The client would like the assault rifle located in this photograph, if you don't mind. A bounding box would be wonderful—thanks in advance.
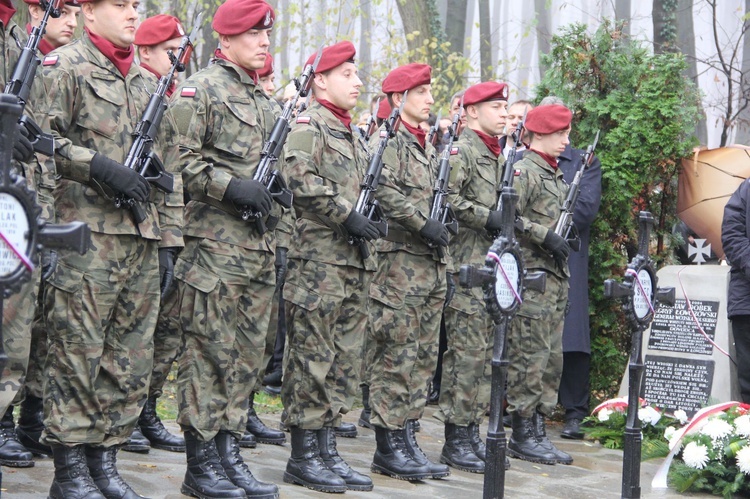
[240,48,323,232]
[426,110,441,147]
[553,130,600,251]
[490,109,527,239]
[349,93,407,258]
[427,108,460,257]
[116,12,202,224]
[5,0,63,156]
[361,98,380,139]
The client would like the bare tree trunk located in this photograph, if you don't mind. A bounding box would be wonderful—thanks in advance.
[534,0,551,77]
[478,0,492,80]
[395,0,439,56]
[616,0,631,38]
[359,0,373,95]
[676,0,708,144]
[517,0,533,93]
[445,0,468,53]
[278,0,289,81]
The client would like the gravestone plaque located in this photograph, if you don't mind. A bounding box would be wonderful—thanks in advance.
[619,265,735,417]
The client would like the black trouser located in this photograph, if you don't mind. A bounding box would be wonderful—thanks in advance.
[732,316,750,403]
[558,351,590,421]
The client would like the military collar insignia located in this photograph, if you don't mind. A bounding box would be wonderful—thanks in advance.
[43,55,59,66]
[296,116,311,124]
[180,86,197,98]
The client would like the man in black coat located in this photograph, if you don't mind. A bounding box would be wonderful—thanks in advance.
[722,179,750,403]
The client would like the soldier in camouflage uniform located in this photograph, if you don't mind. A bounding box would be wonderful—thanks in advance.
[507,103,573,465]
[0,0,64,469]
[437,81,510,474]
[279,41,377,494]
[364,63,452,482]
[31,0,184,497]
[167,1,281,497]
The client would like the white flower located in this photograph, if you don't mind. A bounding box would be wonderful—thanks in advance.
[735,415,750,438]
[673,409,689,425]
[700,418,733,442]
[664,426,676,441]
[597,408,613,422]
[737,445,750,475]
[682,441,710,469]
[638,406,661,426]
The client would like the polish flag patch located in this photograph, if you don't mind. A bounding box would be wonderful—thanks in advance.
[450,146,459,155]
[180,87,197,98]
[296,116,311,124]
[42,55,58,66]
[379,130,387,138]
[514,169,521,176]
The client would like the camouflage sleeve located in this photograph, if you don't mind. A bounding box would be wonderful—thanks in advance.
[448,149,491,231]
[283,124,353,225]
[170,85,233,202]
[155,108,184,248]
[42,67,96,183]
[376,138,428,232]
[22,78,56,222]
[514,164,548,246]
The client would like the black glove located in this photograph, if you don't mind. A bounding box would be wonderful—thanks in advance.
[485,210,503,232]
[343,210,380,241]
[225,177,273,216]
[41,249,58,281]
[275,246,288,287]
[90,152,151,202]
[159,247,178,300]
[543,229,571,265]
[13,123,34,163]
[445,271,456,308]
[420,218,450,247]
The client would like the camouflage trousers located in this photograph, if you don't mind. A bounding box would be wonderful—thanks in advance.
[282,259,370,429]
[365,251,446,430]
[24,283,49,401]
[438,281,493,425]
[147,283,183,399]
[506,271,568,418]
[174,238,275,441]
[0,268,40,415]
[43,233,159,446]
[253,278,284,394]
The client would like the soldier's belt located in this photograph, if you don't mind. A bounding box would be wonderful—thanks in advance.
[383,228,415,244]
[298,212,348,239]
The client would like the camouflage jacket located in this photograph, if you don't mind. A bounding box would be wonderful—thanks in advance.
[447,127,503,266]
[514,150,569,278]
[170,58,287,253]
[370,125,449,264]
[282,102,376,270]
[36,33,184,246]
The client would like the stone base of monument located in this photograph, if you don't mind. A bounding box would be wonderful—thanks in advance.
[618,264,738,416]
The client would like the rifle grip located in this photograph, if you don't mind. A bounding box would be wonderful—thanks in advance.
[131,201,147,225]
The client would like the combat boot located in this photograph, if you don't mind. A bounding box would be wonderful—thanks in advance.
[0,406,33,467]
[440,424,485,473]
[357,385,372,429]
[181,430,245,499]
[48,444,105,499]
[467,422,486,461]
[85,445,146,499]
[214,431,279,498]
[532,411,573,465]
[284,427,346,493]
[507,412,557,465]
[121,426,150,454]
[317,427,373,491]
[238,431,257,449]
[138,396,185,452]
[403,420,450,478]
[16,394,52,456]
[371,425,431,481]
[333,421,357,438]
[246,395,285,445]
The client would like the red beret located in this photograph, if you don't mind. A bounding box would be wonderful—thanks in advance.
[257,52,274,78]
[305,41,356,74]
[463,82,509,106]
[376,99,391,120]
[382,63,431,94]
[524,104,572,134]
[135,15,184,47]
[213,0,274,36]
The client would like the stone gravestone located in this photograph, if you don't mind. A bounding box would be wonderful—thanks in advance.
[618,265,737,416]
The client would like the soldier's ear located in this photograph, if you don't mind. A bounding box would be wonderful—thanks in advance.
[313,72,326,91]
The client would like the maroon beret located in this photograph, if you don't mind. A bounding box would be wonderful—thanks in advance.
[135,15,184,47]
[213,0,274,36]
[381,63,431,94]
[257,52,274,78]
[524,104,572,134]
[376,99,391,120]
[463,82,509,107]
[305,41,356,74]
